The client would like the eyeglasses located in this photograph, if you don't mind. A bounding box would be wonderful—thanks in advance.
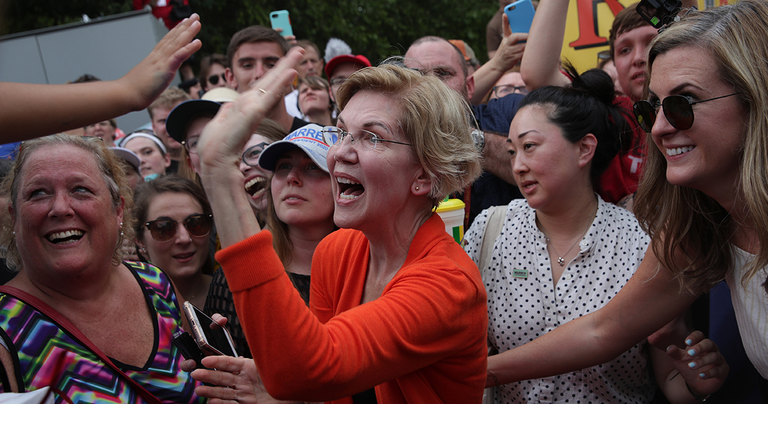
[329,77,346,87]
[241,142,270,167]
[493,84,528,98]
[181,137,198,154]
[633,93,739,133]
[144,214,213,242]
[207,73,226,86]
[321,126,412,150]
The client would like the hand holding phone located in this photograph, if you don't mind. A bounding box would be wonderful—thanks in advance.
[505,0,536,35]
[183,302,238,358]
[270,10,293,37]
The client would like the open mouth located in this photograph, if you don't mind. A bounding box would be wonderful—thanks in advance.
[245,176,268,197]
[47,229,84,244]
[337,177,364,200]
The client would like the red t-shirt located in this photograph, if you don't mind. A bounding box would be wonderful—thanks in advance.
[597,95,646,203]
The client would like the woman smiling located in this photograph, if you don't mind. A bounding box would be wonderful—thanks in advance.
[134,176,213,309]
[0,135,202,403]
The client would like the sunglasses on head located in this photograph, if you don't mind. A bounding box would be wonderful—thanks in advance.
[144,214,213,242]
[633,93,739,133]
[207,73,226,86]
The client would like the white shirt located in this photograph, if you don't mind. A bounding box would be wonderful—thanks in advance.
[464,197,655,403]
[727,246,768,379]
[284,89,304,120]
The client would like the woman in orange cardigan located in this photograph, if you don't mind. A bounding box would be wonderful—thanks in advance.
[189,49,488,403]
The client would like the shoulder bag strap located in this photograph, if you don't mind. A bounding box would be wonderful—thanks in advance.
[0,286,162,404]
[478,205,506,272]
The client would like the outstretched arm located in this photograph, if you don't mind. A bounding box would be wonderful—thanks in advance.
[471,14,528,105]
[519,0,571,90]
[0,14,202,144]
[486,249,699,387]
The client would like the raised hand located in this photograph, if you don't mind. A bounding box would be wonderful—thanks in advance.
[121,14,203,111]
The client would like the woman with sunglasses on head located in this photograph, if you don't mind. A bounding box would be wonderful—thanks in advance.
[189,53,487,403]
[465,64,726,403]
[133,176,214,309]
[0,135,202,403]
[481,0,768,401]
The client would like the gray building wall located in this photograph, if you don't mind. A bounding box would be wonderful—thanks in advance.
[0,10,176,135]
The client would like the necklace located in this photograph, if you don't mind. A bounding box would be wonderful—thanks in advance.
[540,201,598,267]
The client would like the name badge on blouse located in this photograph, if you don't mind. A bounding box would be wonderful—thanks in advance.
[513,269,528,279]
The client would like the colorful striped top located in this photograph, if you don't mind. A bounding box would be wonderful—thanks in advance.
[0,261,203,403]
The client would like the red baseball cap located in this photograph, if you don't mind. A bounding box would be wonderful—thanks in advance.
[324,54,372,78]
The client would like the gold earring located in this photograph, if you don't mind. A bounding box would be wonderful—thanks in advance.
[415,186,420,191]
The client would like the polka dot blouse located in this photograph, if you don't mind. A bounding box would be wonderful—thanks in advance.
[464,197,655,403]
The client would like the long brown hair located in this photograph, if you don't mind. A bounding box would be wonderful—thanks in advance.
[634,0,768,293]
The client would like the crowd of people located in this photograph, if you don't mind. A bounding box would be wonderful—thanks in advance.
[0,0,767,406]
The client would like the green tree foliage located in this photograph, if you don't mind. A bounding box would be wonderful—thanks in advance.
[192,0,498,65]
[1,0,499,68]
[0,0,131,35]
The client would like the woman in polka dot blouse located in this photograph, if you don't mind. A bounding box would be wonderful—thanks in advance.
[464,64,727,403]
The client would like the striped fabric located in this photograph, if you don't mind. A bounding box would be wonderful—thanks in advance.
[0,261,203,403]
[728,247,768,380]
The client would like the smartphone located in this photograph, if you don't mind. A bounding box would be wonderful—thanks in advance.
[504,0,536,34]
[183,302,238,357]
[270,10,293,37]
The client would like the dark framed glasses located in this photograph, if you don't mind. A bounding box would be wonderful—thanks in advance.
[633,93,739,133]
[493,84,528,98]
[144,214,213,242]
[207,73,226,86]
[242,142,269,167]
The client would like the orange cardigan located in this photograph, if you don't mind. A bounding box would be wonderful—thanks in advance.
[218,213,488,403]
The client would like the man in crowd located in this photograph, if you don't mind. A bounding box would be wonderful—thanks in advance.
[148,87,190,174]
[225,25,311,133]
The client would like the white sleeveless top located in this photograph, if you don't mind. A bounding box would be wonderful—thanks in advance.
[727,246,768,379]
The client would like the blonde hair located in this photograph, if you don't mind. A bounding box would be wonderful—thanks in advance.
[0,134,136,271]
[148,87,191,121]
[635,0,768,293]
[336,64,482,207]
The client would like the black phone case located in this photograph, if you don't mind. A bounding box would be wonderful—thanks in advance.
[173,331,207,370]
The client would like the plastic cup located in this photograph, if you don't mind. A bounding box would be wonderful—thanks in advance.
[435,198,465,243]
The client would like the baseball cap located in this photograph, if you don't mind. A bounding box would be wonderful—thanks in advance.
[166,87,240,143]
[324,54,371,78]
[449,39,480,67]
[258,124,330,173]
[111,147,142,176]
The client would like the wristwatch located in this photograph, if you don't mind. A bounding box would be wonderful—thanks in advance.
[471,128,485,153]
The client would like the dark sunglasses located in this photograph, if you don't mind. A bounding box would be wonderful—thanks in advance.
[633,93,739,133]
[144,214,213,242]
[207,73,226,86]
